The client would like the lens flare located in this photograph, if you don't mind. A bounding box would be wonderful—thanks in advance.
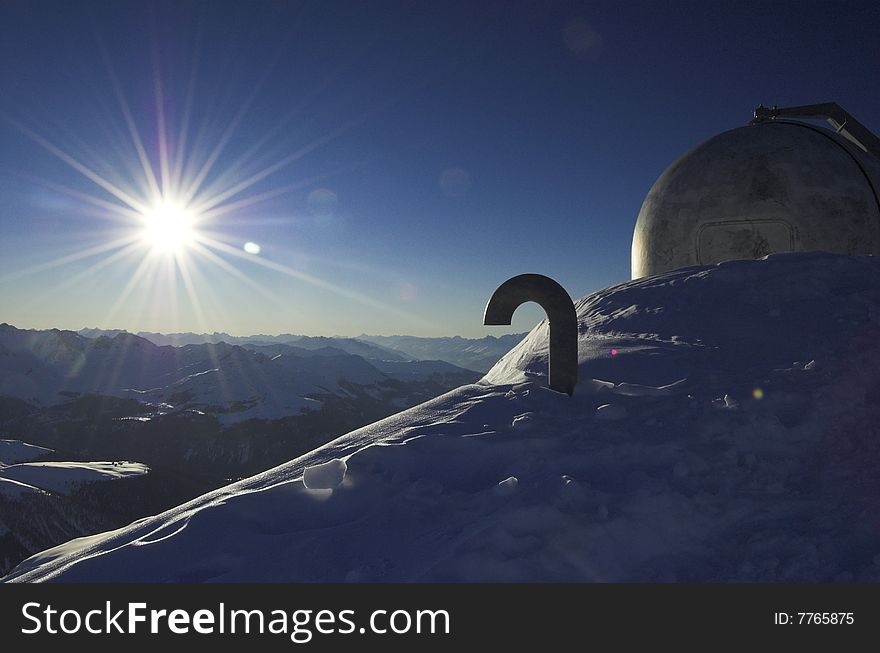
[307,187,338,219]
[752,387,764,400]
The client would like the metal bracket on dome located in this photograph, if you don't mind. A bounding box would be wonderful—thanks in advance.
[751,102,880,159]
[483,274,578,396]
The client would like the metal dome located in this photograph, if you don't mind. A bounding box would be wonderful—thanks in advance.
[631,107,880,279]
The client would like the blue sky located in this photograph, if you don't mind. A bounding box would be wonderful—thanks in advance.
[1,0,878,337]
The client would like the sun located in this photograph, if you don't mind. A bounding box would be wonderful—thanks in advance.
[140,199,197,255]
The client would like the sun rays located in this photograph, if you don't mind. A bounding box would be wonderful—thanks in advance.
[0,25,428,337]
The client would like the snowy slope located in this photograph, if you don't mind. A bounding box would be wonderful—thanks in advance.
[0,439,53,465]
[7,252,880,582]
[0,462,149,494]
[0,439,54,496]
[0,439,146,498]
[370,359,480,380]
[360,333,526,372]
[0,477,44,498]
[125,350,390,424]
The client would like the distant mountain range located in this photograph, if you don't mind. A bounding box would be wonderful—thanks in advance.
[76,328,528,372]
[78,329,411,362]
[358,333,527,372]
[0,324,479,422]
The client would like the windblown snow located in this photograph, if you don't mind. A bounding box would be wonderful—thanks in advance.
[6,252,880,582]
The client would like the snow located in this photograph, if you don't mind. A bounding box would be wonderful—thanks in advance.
[0,329,449,423]
[6,252,880,582]
[133,351,410,424]
[511,413,534,430]
[0,440,148,498]
[358,333,525,372]
[595,403,627,420]
[302,459,347,490]
[0,439,53,465]
[494,476,518,496]
[0,461,149,494]
[0,477,45,497]
[715,394,739,410]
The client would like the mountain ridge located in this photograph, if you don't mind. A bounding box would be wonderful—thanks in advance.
[0,324,480,422]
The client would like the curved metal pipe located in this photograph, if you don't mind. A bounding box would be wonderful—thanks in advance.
[483,273,578,395]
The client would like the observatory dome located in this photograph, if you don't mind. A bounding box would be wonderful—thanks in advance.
[631,119,880,278]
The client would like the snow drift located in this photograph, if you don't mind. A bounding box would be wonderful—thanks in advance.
[6,252,880,582]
